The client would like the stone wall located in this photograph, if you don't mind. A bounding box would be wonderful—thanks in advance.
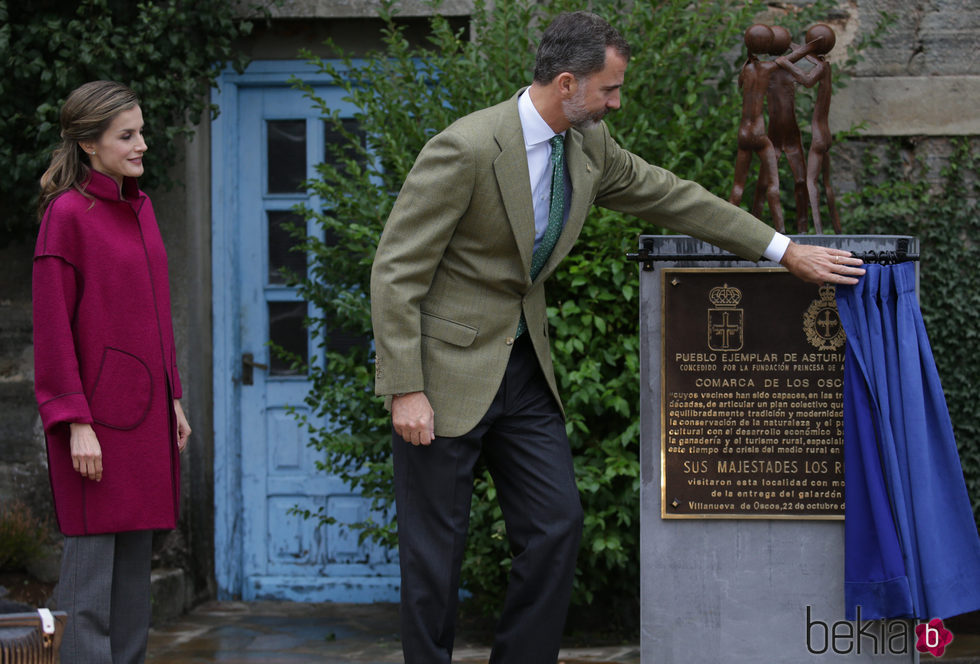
[0,238,52,536]
[817,0,979,191]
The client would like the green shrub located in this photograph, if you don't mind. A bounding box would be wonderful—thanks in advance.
[0,501,48,572]
[0,0,260,245]
[288,0,879,613]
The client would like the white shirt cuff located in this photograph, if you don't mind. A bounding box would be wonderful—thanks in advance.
[762,232,790,263]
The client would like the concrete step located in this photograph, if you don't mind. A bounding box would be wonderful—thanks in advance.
[150,568,195,626]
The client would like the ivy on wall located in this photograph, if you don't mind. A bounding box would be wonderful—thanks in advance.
[0,0,260,245]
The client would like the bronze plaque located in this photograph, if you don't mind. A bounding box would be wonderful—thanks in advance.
[661,268,845,519]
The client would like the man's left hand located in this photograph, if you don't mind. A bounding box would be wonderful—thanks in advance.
[780,241,865,285]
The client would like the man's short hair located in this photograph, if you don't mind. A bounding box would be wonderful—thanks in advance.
[533,11,631,84]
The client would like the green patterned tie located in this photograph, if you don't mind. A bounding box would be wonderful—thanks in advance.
[516,134,565,337]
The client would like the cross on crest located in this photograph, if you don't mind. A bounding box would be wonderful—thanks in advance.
[707,283,744,351]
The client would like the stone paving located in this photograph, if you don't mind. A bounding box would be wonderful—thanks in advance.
[145,601,641,664]
[144,600,980,663]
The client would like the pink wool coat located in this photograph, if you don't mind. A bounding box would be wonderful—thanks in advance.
[33,170,182,536]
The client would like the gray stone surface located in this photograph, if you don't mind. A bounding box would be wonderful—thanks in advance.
[25,541,62,585]
[850,0,980,77]
[831,76,980,135]
[0,251,54,526]
[150,568,195,626]
[145,601,642,663]
[638,235,918,663]
[149,126,217,602]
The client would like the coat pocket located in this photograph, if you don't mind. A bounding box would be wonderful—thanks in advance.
[420,312,478,347]
[89,347,153,430]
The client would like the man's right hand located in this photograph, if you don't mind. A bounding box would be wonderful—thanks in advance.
[391,392,436,446]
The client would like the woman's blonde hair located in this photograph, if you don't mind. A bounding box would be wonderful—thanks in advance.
[37,81,140,219]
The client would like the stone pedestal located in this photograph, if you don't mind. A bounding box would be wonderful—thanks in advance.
[638,235,919,663]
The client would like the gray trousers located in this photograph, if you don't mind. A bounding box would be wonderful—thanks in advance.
[55,530,153,664]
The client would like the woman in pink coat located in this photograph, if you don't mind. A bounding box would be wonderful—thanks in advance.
[33,80,191,663]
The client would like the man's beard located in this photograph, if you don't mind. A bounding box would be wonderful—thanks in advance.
[562,87,607,130]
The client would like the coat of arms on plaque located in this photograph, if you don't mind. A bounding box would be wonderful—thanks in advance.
[804,284,846,350]
[707,283,744,351]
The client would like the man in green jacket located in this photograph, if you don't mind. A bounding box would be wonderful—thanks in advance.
[370,11,864,664]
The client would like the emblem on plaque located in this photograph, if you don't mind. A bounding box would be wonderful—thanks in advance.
[707,283,744,351]
[803,285,846,350]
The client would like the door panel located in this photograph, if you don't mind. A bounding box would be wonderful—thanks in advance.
[213,65,398,602]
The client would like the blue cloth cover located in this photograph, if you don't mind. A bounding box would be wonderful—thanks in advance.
[837,262,980,620]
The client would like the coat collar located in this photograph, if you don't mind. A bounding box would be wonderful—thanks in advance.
[83,169,145,205]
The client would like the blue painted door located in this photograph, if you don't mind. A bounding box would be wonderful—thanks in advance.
[212,63,398,602]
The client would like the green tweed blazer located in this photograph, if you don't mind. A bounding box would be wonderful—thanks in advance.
[370,89,776,437]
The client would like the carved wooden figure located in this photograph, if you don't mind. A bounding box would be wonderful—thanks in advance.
[729,24,785,231]
[776,24,842,234]
[751,25,810,233]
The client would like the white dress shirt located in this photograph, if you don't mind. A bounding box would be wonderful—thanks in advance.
[518,89,565,253]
